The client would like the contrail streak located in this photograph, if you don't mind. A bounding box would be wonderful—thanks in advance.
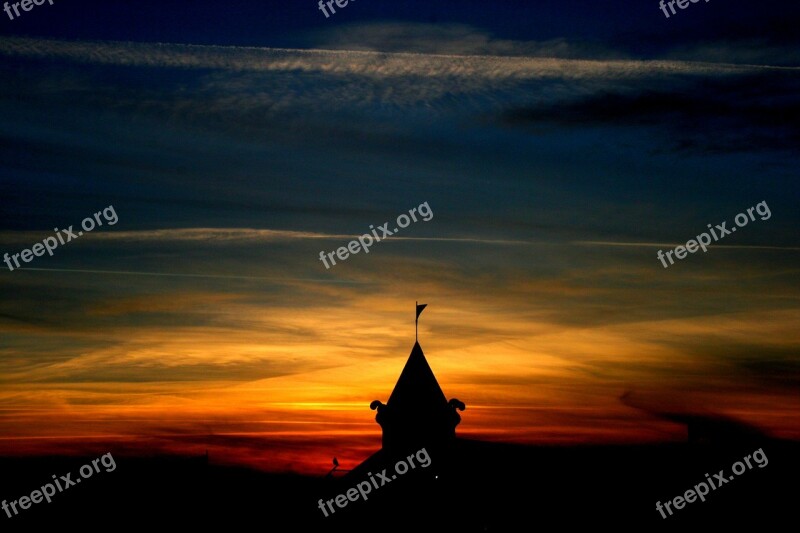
[14,267,367,284]
[573,241,800,251]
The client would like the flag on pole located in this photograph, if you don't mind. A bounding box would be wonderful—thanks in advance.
[415,302,427,341]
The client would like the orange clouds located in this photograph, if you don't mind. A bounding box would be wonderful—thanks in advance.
[0,229,798,474]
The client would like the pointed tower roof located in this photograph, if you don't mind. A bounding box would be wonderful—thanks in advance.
[387,342,448,412]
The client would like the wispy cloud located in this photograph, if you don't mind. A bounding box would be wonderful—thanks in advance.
[0,36,784,81]
[0,227,540,246]
[305,21,630,60]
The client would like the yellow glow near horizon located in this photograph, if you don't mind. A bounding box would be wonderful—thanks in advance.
[1,281,798,474]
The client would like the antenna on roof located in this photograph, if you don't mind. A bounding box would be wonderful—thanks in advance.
[325,456,350,478]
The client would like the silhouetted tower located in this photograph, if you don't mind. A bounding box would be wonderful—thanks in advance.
[370,304,465,452]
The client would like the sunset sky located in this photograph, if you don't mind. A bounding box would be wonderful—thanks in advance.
[1,0,799,475]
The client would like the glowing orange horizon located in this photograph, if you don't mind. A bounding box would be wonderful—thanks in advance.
[1,292,798,475]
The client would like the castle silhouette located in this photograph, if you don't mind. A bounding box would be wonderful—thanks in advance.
[355,303,464,468]
[369,340,466,453]
[318,305,468,527]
